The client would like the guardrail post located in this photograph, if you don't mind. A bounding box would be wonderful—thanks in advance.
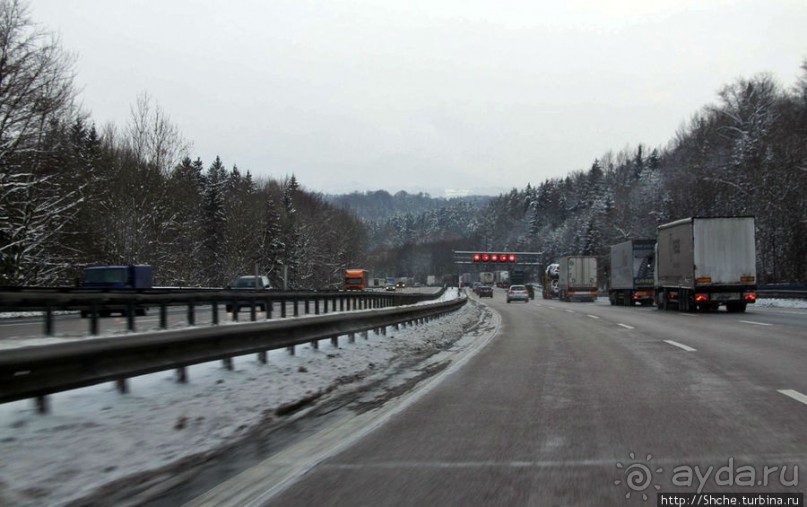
[177,367,188,383]
[287,345,295,355]
[44,304,54,336]
[332,297,337,312]
[281,298,287,318]
[36,396,49,415]
[188,301,196,326]
[211,301,219,325]
[314,298,319,315]
[250,301,257,321]
[294,299,299,317]
[258,351,267,364]
[90,302,100,335]
[311,339,319,349]
[381,326,387,336]
[223,357,233,370]
[340,297,344,311]
[267,300,273,319]
[160,303,168,329]
[127,302,136,332]
[323,298,328,314]
[362,330,369,340]
[331,336,338,347]
[116,378,128,394]
[348,332,355,343]
[305,298,310,315]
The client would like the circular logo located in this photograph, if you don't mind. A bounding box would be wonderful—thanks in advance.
[615,452,663,502]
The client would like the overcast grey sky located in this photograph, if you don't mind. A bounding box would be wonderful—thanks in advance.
[32,0,807,196]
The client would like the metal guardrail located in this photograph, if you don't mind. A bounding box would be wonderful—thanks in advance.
[0,295,467,413]
[756,289,807,299]
[0,287,445,336]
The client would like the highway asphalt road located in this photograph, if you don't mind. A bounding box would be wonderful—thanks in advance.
[260,293,806,506]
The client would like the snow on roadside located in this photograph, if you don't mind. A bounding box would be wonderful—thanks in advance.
[754,298,807,309]
[0,289,489,507]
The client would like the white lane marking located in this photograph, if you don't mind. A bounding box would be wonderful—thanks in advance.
[664,340,696,352]
[618,323,634,329]
[587,315,600,320]
[739,320,773,327]
[565,310,575,314]
[778,389,807,406]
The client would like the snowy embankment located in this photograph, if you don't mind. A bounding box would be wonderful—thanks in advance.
[0,289,493,507]
[753,298,807,309]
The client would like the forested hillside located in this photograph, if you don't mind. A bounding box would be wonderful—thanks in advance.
[0,2,365,288]
[360,68,807,284]
[327,190,491,223]
[1,1,804,288]
[471,70,807,284]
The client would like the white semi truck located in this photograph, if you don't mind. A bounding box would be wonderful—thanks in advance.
[609,239,655,306]
[557,256,598,302]
[655,216,757,313]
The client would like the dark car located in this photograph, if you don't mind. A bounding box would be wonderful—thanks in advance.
[226,275,272,312]
[477,286,494,298]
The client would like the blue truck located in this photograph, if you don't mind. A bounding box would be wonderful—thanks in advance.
[80,265,153,317]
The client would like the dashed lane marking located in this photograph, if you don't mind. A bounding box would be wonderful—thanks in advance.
[664,340,696,352]
[778,389,807,406]
[587,315,600,320]
[618,323,634,329]
[739,320,773,327]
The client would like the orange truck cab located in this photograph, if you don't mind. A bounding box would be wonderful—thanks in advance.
[344,269,369,291]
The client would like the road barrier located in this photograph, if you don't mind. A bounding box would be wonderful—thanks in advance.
[0,287,444,336]
[0,294,466,413]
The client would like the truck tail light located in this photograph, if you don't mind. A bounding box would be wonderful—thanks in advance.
[695,294,708,303]
[744,292,756,302]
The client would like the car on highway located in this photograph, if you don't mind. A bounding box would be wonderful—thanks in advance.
[477,286,493,298]
[226,275,273,312]
[506,284,530,303]
[385,284,396,292]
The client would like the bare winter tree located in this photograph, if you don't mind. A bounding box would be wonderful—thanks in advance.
[126,91,191,175]
[0,0,81,284]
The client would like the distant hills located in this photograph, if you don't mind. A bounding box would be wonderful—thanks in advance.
[325,190,492,222]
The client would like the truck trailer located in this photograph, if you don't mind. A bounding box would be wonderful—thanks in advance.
[655,216,756,313]
[80,265,153,317]
[557,256,598,302]
[609,239,655,306]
